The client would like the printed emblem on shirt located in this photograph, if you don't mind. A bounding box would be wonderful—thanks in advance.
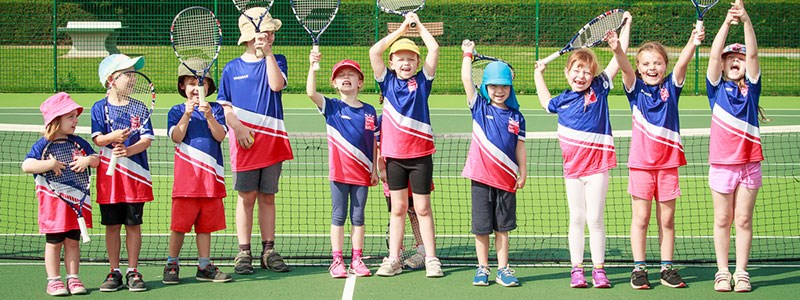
[741,85,749,97]
[660,87,669,102]
[584,88,597,107]
[508,118,520,135]
[365,114,375,131]
[130,116,141,131]
[408,77,418,92]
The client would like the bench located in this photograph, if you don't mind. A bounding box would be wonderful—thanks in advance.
[57,21,122,58]
[387,22,444,37]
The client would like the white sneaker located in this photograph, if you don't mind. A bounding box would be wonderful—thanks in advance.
[714,270,732,292]
[376,257,403,277]
[425,257,444,277]
[733,271,751,292]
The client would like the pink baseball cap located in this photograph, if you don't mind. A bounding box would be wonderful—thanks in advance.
[330,59,364,81]
[40,92,84,126]
[722,43,746,57]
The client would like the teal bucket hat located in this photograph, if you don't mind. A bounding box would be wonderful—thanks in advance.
[479,61,518,110]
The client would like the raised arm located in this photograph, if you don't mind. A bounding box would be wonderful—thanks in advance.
[460,40,477,105]
[707,6,736,81]
[603,11,632,80]
[673,28,704,85]
[410,13,440,77]
[369,16,412,80]
[306,50,324,108]
[738,1,760,78]
[607,30,635,90]
[533,62,552,111]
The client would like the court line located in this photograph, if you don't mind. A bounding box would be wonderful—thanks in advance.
[342,274,356,300]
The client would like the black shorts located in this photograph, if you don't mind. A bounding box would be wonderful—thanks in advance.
[385,196,415,212]
[471,181,517,235]
[45,230,81,244]
[386,155,433,195]
[233,162,282,194]
[100,203,145,226]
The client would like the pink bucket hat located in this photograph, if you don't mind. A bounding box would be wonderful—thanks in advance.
[40,92,84,126]
[330,59,364,81]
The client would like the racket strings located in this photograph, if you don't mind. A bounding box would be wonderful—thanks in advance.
[292,0,339,32]
[694,0,718,7]
[378,0,424,13]
[172,10,220,61]
[233,0,274,11]
[471,60,491,87]
[109,73,154,132]
[42,142,90,199]
[571,11,625,49]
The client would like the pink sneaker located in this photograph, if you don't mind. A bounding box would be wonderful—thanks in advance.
[329,257,347,278]
[570,267,588,288]
[349,257,372,277]
[592,268,612,288]
[46,280,69,296]
[67,277,87,295]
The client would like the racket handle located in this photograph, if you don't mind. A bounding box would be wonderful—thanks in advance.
[256,49,264,59]
[410,21,417,28]
[731,0,741,25]
[539,52,562,66]
[199,82,207,104]
[694,20,704,46]
[312,45,320,71]
[106,155,118,176]
[77,217,91,243]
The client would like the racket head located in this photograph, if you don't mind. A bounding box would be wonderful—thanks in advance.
[377,0,425,15]
[471,54,515,89]
[170,6,222,72]
[692,0,720,19]
[233,0,275,31]
[40,138,92,209]
[105,71,155,134]
[290,0,341,41]
[566,9,627,52]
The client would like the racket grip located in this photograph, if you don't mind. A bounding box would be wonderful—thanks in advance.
[312,45,320,71]
[198,82,207,104]
[539,52,562,66]
[731,0,741,25]
[77,217,91,243]
[256,49,264,59]
[410,21,417,28]
[694,20,704,46]
[106,155,118,176]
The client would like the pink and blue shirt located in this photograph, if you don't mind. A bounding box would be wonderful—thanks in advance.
[376,68,435,159]
[318,97,377,186]
[167,102,227,198]
[706,73,763,164]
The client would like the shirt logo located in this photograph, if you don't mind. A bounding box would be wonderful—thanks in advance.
[741,85,749,97]
[508,118,520,135]
[130,116,141,130]
[486,115,494,120]
[233,74,249,80]
[365,114,375,131]
[72,148,86,159]
[407,78,418,92]
[340,115,351,120]
[660,87,669,102]
[584,88,597,106]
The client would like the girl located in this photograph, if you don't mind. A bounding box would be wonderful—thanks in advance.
[533,11,631,289]
[22,93,99,296]
[613,22,705,290]
[307,52,378,278]
[706,2,763,293]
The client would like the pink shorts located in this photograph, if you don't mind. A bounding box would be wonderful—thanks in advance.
[708,162,762,194]
[628,168,680,202]
[170,197,226,233]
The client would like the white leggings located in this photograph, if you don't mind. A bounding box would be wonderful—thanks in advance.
[565,172,609,266]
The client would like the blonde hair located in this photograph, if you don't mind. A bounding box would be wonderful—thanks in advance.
[635,42,669,80]
[43,119,61,141]
[565,49,599,76]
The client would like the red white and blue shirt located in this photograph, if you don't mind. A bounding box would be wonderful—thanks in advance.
[376,68,435,159]
[217,55,293,172]
[624,73,687,169]
[462,95,526,192]
[547,72,616,178]
[90,98,154,204]
[318,97,377,186]
[706,72,763,164]
[167,102,227,198]
[25,135,96,233]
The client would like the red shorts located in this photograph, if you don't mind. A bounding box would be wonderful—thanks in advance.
[170,197,226,233]
[628,168,680,202]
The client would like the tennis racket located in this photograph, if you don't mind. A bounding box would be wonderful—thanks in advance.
[465,41,516,89]
[232,0,275,58]
[538,9,627,65]
[290,0,341,71]
[104,71,155,176]
[377,0,425,28]
[170,6,222,104]
[41,138,92,243]
[691,0,720,45]
[731,0,741,25]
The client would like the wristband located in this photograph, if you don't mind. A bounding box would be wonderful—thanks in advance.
[463,52,473,60]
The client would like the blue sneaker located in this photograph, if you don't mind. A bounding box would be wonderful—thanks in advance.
[495,266,520,287]
[472,265,490,286]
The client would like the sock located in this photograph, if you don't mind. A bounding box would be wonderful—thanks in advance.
[661,261,673,271]
[47,276,61,282]
[352,249,363,260]
[594,264,604,270]
[332,250,343,259]
[66,274,78,279]
[574,264,584,269]
[634,261,647,271]
[112,268,121,274]
[425,255,437,261]
[126,267,137,274]
[263,240,275,253]
[239,244,251,253]
[167,256,179,265]
[388,255,398,261]
[198,257,211,269]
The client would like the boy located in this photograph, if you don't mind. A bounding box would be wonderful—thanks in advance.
[369,12,442,278]
[162,59,232,284]
[217,7,292,275]
[91,54,153,292]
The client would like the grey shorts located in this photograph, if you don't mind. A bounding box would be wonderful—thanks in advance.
[233,162,283,194]
[471,181,517,235]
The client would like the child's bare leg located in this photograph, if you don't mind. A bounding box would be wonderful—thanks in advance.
[63,238,80,275]
[235,190,257,246]
[105,225,122,269]
[495,231,509,267]
[388,189,409,258]
[126,224,142,268]
[475,234,490,266]
[45,242,63,278]
[412,193,435,257]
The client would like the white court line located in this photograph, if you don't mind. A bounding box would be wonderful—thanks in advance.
[342,273,356,300]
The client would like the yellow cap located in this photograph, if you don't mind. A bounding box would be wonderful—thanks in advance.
[389,38,420,56]
[237,7,282,45]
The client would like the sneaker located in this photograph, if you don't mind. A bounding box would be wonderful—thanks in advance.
[46,280,69,296]
[404,252,426,270]
[630,269,650,290]
[349,257,372,277]
[234,250,254,275]
[196,264,233,283]
[472,265,490,286]
[125,271,146,292]
[660,266,687,288]
[261,249,290,272]
[495,266,520,287]
[570,267,588,288]
[162,263,180,285]
[99,270,123,292]
[66,277,87,295]
[714,270,733,292]
[329,257,348,278]
[425,257,444,278]
[592,268,611,288]
[733,271,751,292]
[376,257,403,277]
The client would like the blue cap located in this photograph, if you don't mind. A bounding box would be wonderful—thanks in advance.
[98,54,145,87]
[479,61,519,110]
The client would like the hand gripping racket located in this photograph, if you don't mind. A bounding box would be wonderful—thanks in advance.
[170,6,222,104]
[232,0,275,58]
[692,0,720,45]
[290,0,341,71]
[377,0,425,28]
[104,71,155,176]
[41,138,92,243]
[538,9,627,65]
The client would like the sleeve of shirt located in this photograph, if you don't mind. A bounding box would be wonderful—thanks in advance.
[468,93,481,110]
[141,110,155,140]
[706,77,720,109]
[276,54,289,90]
[167,105,183,138]
[376,67,390,84]
[375,115,382,146]
[625,78,643,103]
[318,96,331,116]
[668,73,683,104]
[212,103,228,132]
[517,114,527,141]
[216,64,232,106]
[597,72,613,94]
[747,72,762,104]
[547,95,560,114]
[25,138,46,160]
[90,101,106,139]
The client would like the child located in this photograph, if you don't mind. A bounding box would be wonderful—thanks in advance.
[23,93,99,296]
[533,11,631,289]
[217,8,292,274]
[307,53,378,278]
[91,54,154,292]
[612,20,704,290]
[706,2,762,293]
[369,12,442,278]
[162,59,232,284]
[460,40,526,287]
